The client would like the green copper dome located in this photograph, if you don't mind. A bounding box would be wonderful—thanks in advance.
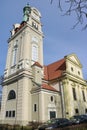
[23,3,31,22]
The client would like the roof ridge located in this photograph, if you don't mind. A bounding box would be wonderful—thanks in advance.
[46,58,65,67]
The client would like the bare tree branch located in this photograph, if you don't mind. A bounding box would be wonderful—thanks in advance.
[50,0,87,29]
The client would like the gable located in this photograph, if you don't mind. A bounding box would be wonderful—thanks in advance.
[65,54,82,67]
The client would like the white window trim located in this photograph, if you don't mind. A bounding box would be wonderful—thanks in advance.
[32,44,38,62]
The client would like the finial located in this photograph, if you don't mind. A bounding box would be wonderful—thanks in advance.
[27,2,29,6]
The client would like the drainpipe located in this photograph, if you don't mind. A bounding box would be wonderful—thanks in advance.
[15,80,18,125]
[59,81,66,118]
[38,92,39,122]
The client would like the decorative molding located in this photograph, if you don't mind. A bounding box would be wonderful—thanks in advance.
[71,82,76,86]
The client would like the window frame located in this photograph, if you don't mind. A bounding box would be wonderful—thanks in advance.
[85,108,87,113]
[75,108,79,114]
[12,110,15,117]
[32,44,38,62]
[50,96,54,102]
[34,104,37,112]
[6,111,9,117]
[11,40,18,66]
[5,110,15,118]
[9,111,11,117]
[50,111,56,119]
[82,90,86,102]
[8,90,16,100]
[72,88,77,100]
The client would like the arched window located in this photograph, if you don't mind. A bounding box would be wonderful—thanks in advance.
[8,90,16,100]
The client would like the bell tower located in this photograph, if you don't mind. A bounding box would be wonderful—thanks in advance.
[4,4,43,77]
[1,4,44,125]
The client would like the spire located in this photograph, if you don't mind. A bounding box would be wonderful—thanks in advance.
[23,3,31,22]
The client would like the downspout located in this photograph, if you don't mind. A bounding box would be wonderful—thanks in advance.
[59,81,66,118]
[15,80,18,124]
[38,92,39,122]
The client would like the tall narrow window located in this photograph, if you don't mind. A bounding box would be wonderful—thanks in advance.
[85,108,87,113]
[12,111,15,117]
[12,48,17,65]
[9,111,11,117]
[50,96,54,102]
[75,108,79,114]
[34,104,37,112]
[6,111,8,117]
[72,88,77,100]
[12,40,18,66]
[82,90,86,101]
[32,44,38,61]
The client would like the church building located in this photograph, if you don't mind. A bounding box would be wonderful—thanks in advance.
[0,4,87,126]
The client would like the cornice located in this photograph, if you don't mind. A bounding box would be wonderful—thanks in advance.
[2,69,33,86]
[64,72,87,86]
[8,24,28,42]
[31,87,59,94]
[8,23,44,43]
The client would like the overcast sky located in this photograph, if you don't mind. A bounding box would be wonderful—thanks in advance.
[0,0,87,79]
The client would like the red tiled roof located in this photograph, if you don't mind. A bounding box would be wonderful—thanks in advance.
[44,58,66,80]
[42,84,58,92]
[32,62,43,68]
[15,21,27,34]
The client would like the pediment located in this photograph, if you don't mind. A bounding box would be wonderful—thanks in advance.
[65,53,82,67]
